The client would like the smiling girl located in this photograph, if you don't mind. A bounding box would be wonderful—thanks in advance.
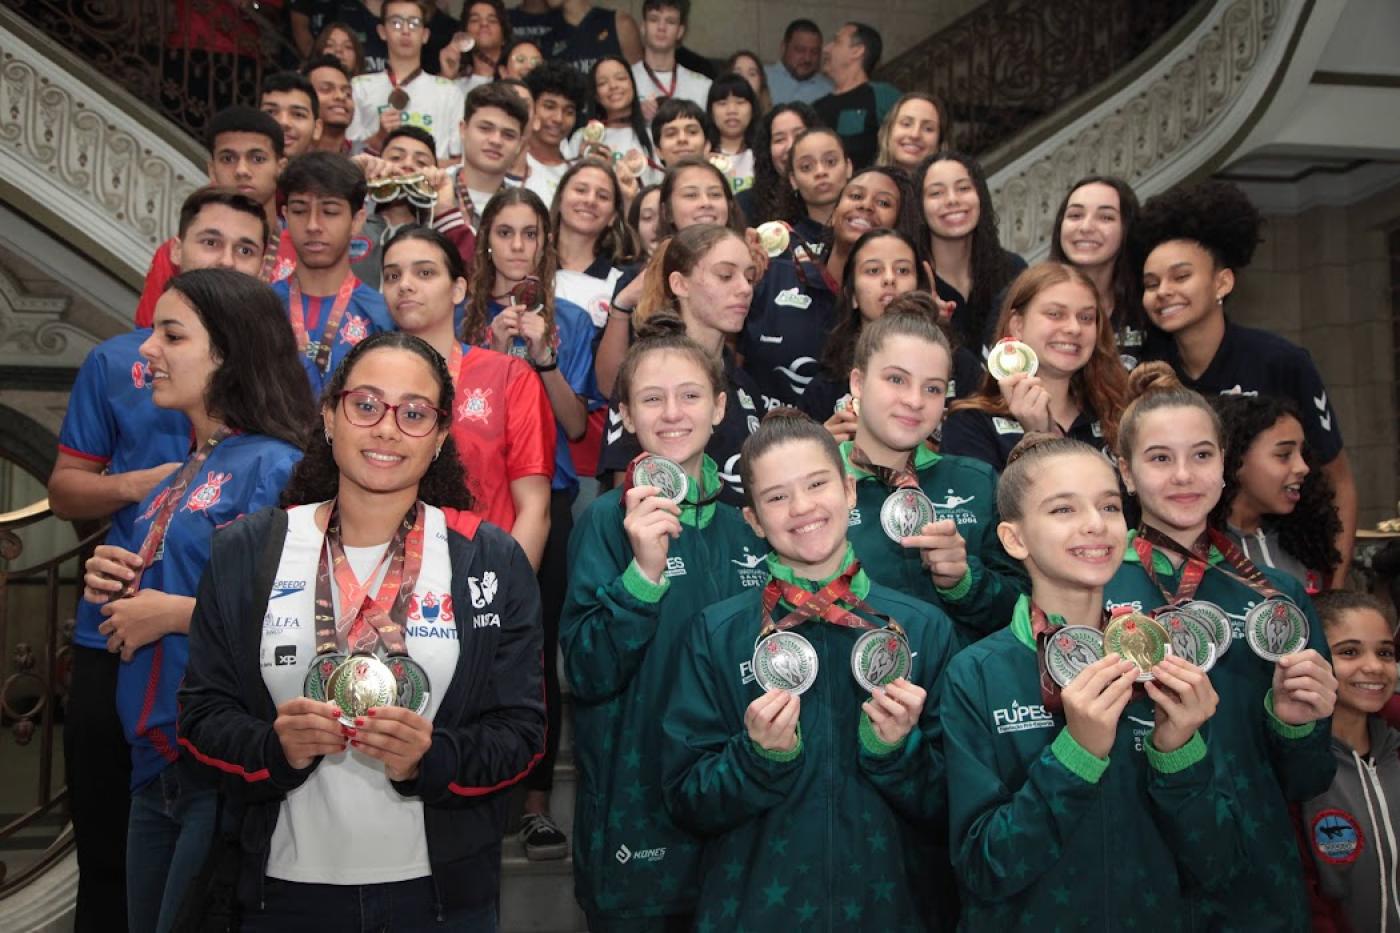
[1302,591,1400,933]
[562,314,765,931]
[81,269,312,932]
[1105,362,1338,932]
[570,56,656,169]
[179,331,544,930]
[876,92,945,175]
[551,158,633,331]
[942,262,1128,473]
[739,101,818,227]
[662,409,957,930]
[1047,175,1147,369]
[840,311,1025,645]
[706,73,758,193]
[943,433,1235,930]
[1214,394,1341,594]
[915,152,1024,353]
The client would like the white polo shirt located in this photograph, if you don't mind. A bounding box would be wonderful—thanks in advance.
[349,71,465,160]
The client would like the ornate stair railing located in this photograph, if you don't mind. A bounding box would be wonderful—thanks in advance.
[987,0,1313,260]
[0,499,105,899]
[877,0,1207,157]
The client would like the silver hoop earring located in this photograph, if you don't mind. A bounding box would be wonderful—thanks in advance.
[433,446,442,461]
[324,430,333,445]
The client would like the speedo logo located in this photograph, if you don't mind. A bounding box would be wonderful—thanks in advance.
[615,844,666,865]
[992,700,1055,734]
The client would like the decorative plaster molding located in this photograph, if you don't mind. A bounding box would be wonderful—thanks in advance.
[0,20,204,285]
[990,0,1304,261]
[0,263,94,369]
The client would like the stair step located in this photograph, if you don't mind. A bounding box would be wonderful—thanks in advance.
[500,837,589,933]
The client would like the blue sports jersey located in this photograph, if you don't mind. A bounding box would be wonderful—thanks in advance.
[271,276,394,399]
[109,433,301,790]
[739,257,836,409]
[482,298,598,492]
[59,330,192,650]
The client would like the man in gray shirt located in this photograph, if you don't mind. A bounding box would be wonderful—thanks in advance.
[765,19,834,104]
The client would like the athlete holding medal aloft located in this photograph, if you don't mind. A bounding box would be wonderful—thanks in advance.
[841,309,1025,646]
[560,313,765,931]
[943,433,1240,931]
[661,409,957,931]
[178,332,545,930]
[1105,362,1337,931]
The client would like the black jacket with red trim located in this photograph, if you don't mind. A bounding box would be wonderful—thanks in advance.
[177,505,544,911]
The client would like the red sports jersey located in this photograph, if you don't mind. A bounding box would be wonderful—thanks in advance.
[450,345,555,531]
[134,230,297,328]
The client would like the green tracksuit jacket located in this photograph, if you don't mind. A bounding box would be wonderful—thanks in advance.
[842,441,1027,645]
[560,457,767,920]
[661,548,958,932]
[1105,531,1336,931]
[943,595,1246,931]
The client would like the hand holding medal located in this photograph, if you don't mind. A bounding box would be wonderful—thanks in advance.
[1058,652,1138,758]
[1141,655,1219,753]
[1270,648,1338,725]
[861,678,927,747]
[745,688,801,754]
[901,518,968,590]
[621,463,684,584]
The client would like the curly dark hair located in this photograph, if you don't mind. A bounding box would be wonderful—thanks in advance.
[776,126,846,228]
[280,332,474,511]
[749,102,820,226]
[912,151,1019,350]
[1210,393,1340,582]
[1138,179,1262,271]
[164,269,314,449]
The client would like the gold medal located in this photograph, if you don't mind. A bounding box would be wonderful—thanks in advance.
[1102,612,1170,681]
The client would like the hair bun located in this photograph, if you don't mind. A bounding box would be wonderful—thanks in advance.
[761,405,815,426]
[634,309,687,340]
[1124,361,1181,402]
[1004,431,1064,468]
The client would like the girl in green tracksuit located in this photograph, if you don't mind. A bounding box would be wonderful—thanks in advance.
[560,313,766,932]
[661,409,958,932]
[840,302,1026,645]
[943,433,1242,931]
[1105,363,1338,932]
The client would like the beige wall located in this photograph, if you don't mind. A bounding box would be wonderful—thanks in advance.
[607,0,980,64]
[1230,182,1400,526]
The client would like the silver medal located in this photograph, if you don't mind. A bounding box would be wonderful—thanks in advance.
[1044,625,1104,688]
[879,487,936,542]
[986,340,1039,380]
[752,630,819,695]
[1180,600,1232,658]
[1245,597,1309,662]
[850,627,914,691]
[630,455,689,503]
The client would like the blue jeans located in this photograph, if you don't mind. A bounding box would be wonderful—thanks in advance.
[126,768,218,933]
[241,876,497,932]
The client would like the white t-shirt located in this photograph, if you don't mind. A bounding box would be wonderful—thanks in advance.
[556,266,623,329]
[630,61,712,110]
[523,153,569,209]
[260,502,460,885]
[563,124,649,162]
[718,148,755,194]
[349,71,465,160]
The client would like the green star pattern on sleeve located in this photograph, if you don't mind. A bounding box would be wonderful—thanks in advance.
[761,877,790,907]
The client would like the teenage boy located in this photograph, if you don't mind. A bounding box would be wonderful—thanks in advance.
[814,21,900,170]
[51,185,269,933]
[631,0,710,120]
[550,0,642,75]
[273,151,394,396]
[766,19,834,105]
[260,71,322,158]
[303,54,355,154]
[437,81,528,243]
[349,0,465,161]
[651,97,710,169]
[134,107,294,327]
[358,126,475,287]
[508,0,563,45]
[523,61,585,206]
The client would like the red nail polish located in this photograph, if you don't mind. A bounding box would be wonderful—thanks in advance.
[367,708,378,717]
[350,739,360,747]
[354,717,365,727]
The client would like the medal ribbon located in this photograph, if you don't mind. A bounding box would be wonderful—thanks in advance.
[288,273,359,376]
[124,427,233,595]
[1134,524,1282,601]
[641,62,678,98]
[1132,525,1211,605]
[848,445,919,490]
[758,560,903,637]
[313,500,425,657]
[387,66,421,106]
[1030,602,1128,714]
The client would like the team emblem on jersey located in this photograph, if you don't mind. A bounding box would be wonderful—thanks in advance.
[141,487,172,521]
[458,387,493,423]
[1312,809,1364,864]
[183,472,231,512]
[340,314,370,345]
[408,591,455,622]
[131,360,154,389]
